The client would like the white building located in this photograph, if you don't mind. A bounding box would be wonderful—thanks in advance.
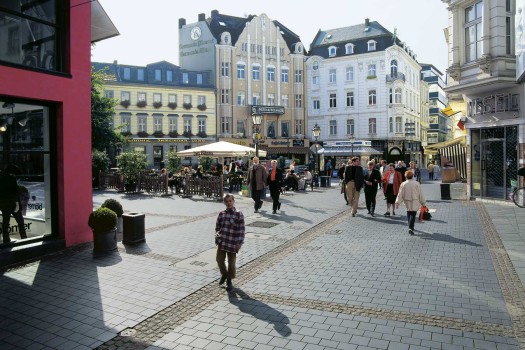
[306,19,425,166]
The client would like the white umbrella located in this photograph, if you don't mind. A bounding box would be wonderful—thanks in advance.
[176,141,266,158]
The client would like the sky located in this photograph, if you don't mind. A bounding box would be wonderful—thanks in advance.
[92,0,450,73]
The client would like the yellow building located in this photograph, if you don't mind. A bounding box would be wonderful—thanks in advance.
[93,61,216,168]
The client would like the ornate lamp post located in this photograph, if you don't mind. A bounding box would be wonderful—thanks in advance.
[349,134,355,157]
[252,114,262,157]
[312,123,321,174]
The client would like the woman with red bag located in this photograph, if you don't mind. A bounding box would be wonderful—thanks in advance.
[395,170,426,235]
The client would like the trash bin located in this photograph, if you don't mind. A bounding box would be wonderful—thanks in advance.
[320,176,327,187]
[122,212,145,244]
[440,183,451,200]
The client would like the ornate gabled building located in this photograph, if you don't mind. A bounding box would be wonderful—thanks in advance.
[92,60,216,168]
[443,0,523,200]
[179,10,309,162]
[306,19,425,167]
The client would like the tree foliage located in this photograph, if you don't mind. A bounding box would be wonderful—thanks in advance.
[165,150,181,174]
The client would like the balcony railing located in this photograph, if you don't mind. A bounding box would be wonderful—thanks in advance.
[386,72,406,83]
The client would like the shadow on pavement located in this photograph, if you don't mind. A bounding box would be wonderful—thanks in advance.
[417,232,482,246]
[228,288,291,337]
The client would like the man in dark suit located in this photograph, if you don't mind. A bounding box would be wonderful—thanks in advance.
[395,160,406,182]
[363,161,382,216]
[338,163,348,204]
[344,157,364,217]
[267,160,283,214]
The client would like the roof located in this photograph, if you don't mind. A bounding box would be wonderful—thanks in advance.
[312,21,393,46]
[91,0,119,43]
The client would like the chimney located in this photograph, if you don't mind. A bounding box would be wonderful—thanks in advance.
[364,18,370,31]
[178,18,186,29]
[113,60,118,65]
[198,13,205,21]
[211,10,219,18]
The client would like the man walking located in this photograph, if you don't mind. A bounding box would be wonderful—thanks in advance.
[344,157,364,217]
[215,194,245,291]
[427,161,434,180]
[363,161,381,216]
[0,164,27,244]
[246,157,267,213]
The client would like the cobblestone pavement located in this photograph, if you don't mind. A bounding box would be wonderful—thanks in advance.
[1,181,525,350]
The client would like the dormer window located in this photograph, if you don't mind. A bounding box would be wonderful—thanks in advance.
[328,46,337,57]
[295,43,303,53]
[345,43,354,54]
[367,40,377,51]
[221,32,231,45]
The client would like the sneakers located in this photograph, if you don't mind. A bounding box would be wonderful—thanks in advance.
[219,274,227,286]
[384,212,390,216]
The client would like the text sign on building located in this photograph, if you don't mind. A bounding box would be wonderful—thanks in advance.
[467,94,520,117]
[251,105,285,115]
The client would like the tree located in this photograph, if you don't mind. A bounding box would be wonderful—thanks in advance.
[165,150,181,174]
[91,68,126,152]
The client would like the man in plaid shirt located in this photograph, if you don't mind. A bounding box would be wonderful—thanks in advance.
[215,194,245,291]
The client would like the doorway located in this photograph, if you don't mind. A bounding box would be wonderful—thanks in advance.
[153,146,163,168]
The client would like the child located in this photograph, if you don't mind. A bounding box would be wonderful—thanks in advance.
[215,194,245,291]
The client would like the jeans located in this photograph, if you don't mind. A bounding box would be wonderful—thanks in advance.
[251,188,263,210]
[407,211,417,230]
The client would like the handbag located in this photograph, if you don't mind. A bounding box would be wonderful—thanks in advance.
[419,205,431,222]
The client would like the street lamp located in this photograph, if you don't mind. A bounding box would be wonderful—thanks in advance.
[252,114,262,157]
[349,134,355,157]
[312,123,321,174]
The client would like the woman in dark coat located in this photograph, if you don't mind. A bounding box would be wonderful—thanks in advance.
[267,159,283,214]
[363,161,382,216]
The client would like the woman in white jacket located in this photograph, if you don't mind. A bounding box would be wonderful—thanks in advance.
[395,170,426,235]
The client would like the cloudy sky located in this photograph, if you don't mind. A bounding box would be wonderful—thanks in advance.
[92,0,449,73]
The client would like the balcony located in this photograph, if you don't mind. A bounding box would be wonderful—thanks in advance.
[386,72,405,83]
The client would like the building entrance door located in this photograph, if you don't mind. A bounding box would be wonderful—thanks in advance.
[153,146,163,168]
[480,139,506,199]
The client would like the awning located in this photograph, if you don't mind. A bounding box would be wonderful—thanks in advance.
[260,146,309,155]
[91,0,120,43]
[441,105,461,117]
[425,136,466,151]
[318,146,384,156]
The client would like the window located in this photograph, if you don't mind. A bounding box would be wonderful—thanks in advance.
[312,75,320,85]
[395,116,403,133]
[122,115,131,133]
[368,64,376,77]
[155,69,161,81]
[184,118,192,133]
[368,90,376,105]
[329,69,336,83]
[137,92,146,102]
[465,1,483,62]
[154,116,162,132]
[295,69,303,83]
[221,89,230,104]
[329,120,337,135]
[137,69,144,81]
[368,118,377,134]
[346,119,354,135]
[267,93,275,106]
[267,121,276,138]
[138,115,147,132]
[183,95,191,104]
[328,46,337,57]
[506,17,511,55]
[267,67,275,81]
[182,73,189,84]
[313,99,320,110]
[395,88,402,104]
[281,122,289,137]
[168,94,177,103]
[329,93,337,108]
[236,121,245,134]
[282,95,288,107]
[169,116,177,132]
[198,96,206,105]
[281,68,289,83]
[242,43,247,52]
[121,91,130,102]
[367,40,376,51]
[237,64,245,79]
[123,68,131,80]
[221,117,230,134]
[104,90,114,99]
[346,66,354,81]
[295,119,303,135]
[346,92,354,107]
[167,70,173,82]
[295,94,302,108]
[345,44,354,54]
[221,62,230,76]
[389,117,393,133]
[198,118,206,133]
[390,60,398,76]
[196,74,203,85]
[252,65,260,80]
[153,93,161,103]
[313,61,319,70]
[237,92,245,106]
[252,93,260,105]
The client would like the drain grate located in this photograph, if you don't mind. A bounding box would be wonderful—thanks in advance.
[246,221,279,228]
[120,329,136,337]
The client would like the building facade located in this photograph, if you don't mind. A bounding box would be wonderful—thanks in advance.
[93,61,216,167]
[179,10,310,162]
[443,0,524,200]
[0,0,118,264]
[306,19,425,166]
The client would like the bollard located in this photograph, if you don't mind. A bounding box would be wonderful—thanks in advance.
[122,212,145,244]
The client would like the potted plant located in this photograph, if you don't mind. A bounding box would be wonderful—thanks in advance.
[168,130,179,138]
[196,131,207,138]
[120,100,130,108]
[88,207,118,252]
[153,101,162,108]
[197,103,207,111]
[183,102,192,109]
[116,151,148,192]
[167,102,177,109]
[182,130,193,138]
[137,131,149,138]
[153,130,165,138]
[101,199,124,234]
[136,100,147,107]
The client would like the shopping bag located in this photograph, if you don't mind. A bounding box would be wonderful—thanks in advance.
[419,205,431,222]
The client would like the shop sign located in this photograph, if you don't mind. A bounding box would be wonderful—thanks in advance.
[467,93,519,117]
[271,140,289,145]
[130,138,207,143]
[251,105,285,115]
[293,140,304,147]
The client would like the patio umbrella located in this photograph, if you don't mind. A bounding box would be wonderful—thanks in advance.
[176,141,266,158]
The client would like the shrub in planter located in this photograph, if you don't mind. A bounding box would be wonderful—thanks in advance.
[168,130,179,138]
[136,100,147,107]
[153,131,165,138]
[92,150,110,187]
[153,101,163,108]
[88,207,117,232]
[183,102,192,109]
[182,131,193,138]
[116,151,148,186]
[196,131,207,138]
[120,100,130,108]
[166,150,182,174]
[197,103,207,111]
[101,199,123,217]
[167,102,177,109]
[137,131,149,138]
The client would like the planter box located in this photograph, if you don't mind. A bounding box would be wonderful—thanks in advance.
[123,212,145,244]
[93,228,117,252]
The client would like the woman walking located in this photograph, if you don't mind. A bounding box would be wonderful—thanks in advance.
[267,159,283,214]
[382,163,402,216]
[363,161,382,216]
[395,170,426,235]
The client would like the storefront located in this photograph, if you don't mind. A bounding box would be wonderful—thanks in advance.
[220,137,310,164]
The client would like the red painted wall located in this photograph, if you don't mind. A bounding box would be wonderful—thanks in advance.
[0,0,94,246]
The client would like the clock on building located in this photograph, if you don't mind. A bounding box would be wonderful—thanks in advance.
[190,27,201,40]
